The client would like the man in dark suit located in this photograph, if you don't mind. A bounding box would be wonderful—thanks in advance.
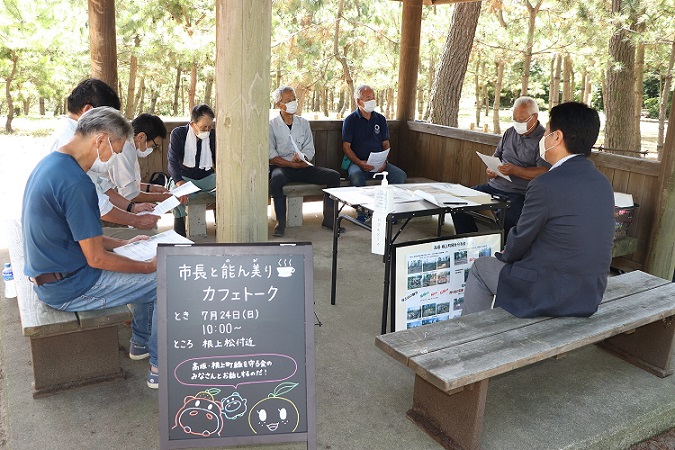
[462,102,615,318]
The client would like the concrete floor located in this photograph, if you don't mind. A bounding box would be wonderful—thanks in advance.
[1,205,674,449]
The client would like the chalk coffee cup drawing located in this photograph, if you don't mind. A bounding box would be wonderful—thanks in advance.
[276,266,295,277]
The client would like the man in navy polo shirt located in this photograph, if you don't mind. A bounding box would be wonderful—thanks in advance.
[342,85,406,221]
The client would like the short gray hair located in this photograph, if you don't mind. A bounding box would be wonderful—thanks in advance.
[354,84,373,101]
[272,86,295,105]
[76,106,133,141]
[513,96,539,115]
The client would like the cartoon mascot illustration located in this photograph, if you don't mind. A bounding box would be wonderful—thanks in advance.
[248,382,300,433]
[173,388,227,437]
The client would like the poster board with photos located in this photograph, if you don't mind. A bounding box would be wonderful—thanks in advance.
[157,243,316,450]
[392,232,502,332]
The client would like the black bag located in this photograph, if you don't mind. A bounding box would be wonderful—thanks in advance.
[148,171,170,189]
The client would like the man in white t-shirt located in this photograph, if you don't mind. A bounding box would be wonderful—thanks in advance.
[109,113,172,204]
[46,79,159,231]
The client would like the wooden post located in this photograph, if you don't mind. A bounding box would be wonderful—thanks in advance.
[396,0,423,122]
[215,0,271,243]
[645,94,675,279]
[88,0,118,91]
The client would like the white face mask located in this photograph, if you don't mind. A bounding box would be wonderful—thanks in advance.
[196,130,210,140]
[362,99,377,113]
[136,147,153,158]
[513,113,535,135]
[284,100,298,115]
[539,132,555,160]
[90,137,117,173]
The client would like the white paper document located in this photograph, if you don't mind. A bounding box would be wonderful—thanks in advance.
[614,192,634,207]
[171,181,202,197]
[441,183,487,197]
[476,152,512,181]
[371,211,387,255]
[367,149,390,172]
[113,230,193,261]
[149,195,181,216]
[290,136,314,166]
[412,186,479,208]
[323,187,374,206]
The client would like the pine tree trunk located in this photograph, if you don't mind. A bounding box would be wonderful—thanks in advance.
[173,67,181,116]
[134,77,145,113]
[125,55,137,118]
[475,57,482,126]
[579,71,587,105]
[417,88,424,120]
[204,76,214,106]
[633,33,646,153]
[4,50,18,133]
[423,55,435,121]
[322,87,329,117]
[149,90,158,114]
[551,54,562,107]
[657,40,675,160]
[428,1,482,126]
[562,54,572,102]
[188,61,197,112]
[493,59,505,135]
[549,55,556,107]
[334,0,355,112]
[386,88,394,119]
[605,0,637,153]
[522,0,543,96]
[39,97,45,116]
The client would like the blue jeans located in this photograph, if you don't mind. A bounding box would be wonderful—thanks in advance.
[55,270,158,368]
[171,173,217,218]
[450,183,524,242]
[347,162,407,187]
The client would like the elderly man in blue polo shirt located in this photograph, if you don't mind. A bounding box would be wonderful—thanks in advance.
[450,96,550,241]
[342,84,407,222]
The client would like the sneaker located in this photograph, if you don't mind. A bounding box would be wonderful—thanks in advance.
[147,369,159,389]
[129,342,149,360]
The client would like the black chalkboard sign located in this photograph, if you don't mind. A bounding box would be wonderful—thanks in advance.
[157,243,316,449]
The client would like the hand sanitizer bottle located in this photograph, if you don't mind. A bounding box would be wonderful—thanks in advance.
[373,171,394,213]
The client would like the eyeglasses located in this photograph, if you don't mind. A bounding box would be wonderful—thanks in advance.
[148,138,160,150]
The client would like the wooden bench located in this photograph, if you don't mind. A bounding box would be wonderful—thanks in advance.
[376,270,675,450]
[6,220,132,397]
[184,177,435,238]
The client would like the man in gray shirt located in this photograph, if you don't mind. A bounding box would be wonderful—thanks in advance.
[451,96,550,241]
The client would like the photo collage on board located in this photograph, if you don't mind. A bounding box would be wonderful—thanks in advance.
[403,241,494,329]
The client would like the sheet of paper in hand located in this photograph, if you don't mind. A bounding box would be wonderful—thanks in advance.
[476,152,512,181]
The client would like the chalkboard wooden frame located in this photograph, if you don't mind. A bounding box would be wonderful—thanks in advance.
[157,243,316,449]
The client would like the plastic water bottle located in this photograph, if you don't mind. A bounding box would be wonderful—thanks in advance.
[3,262,16,299]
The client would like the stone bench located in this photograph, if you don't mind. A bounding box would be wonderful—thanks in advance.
[376,270,675,450]
[7,220,132,397]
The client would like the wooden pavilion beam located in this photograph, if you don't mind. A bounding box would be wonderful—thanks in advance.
[396,0,423,122]
[214,0,271,243]
[645,92,675,279]
[88,0,118,91]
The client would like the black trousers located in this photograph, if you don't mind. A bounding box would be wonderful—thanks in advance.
[269,165,341,198]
